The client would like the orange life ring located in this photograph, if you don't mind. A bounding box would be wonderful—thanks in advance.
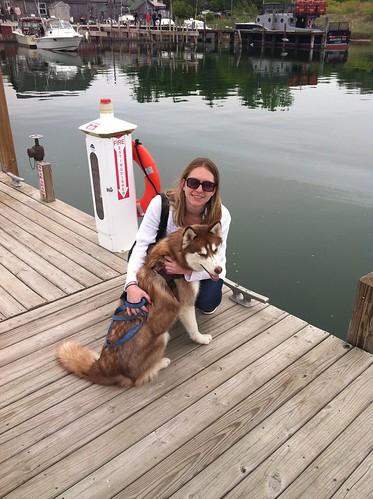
[132,140,161,217]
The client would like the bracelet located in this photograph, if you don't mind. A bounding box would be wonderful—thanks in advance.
[125,281,138,291]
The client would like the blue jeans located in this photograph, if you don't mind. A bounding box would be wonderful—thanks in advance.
[195,279,223,313]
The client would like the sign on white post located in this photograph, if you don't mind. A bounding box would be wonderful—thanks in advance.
[79,99,138,253]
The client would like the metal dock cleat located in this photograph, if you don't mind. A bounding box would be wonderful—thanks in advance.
[224,278,269,308]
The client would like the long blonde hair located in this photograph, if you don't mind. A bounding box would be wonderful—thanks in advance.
[165,157,222,227]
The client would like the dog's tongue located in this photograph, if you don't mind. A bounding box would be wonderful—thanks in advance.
[210,274,219,281]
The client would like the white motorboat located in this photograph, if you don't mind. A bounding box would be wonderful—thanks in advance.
[13,16,44,48]
[35,18,83,51]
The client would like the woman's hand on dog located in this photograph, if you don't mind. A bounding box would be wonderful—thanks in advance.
[164,256,191,277]
[126,285,151,315]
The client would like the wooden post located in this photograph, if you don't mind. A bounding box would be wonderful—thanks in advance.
[236,28,242,49]
[0,68,19,176]
[347,273,373,353]
[309,34,315,61]
[37,161,55,202]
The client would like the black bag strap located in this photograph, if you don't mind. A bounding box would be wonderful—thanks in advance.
[128,192,169,260]
[156,192,170,242]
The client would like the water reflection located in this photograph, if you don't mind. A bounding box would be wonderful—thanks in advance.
[2,41,371,109]
[5,45,94,97]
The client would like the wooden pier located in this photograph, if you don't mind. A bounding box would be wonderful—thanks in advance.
[79,24,239,51]
[0,21,239,49]
[237,27,326,52]
[0,172,372,498]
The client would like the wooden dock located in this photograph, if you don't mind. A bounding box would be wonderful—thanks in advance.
[0,21,237,49]
[1,171,372,498]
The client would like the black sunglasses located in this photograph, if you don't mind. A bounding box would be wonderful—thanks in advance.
[185,177,217,192]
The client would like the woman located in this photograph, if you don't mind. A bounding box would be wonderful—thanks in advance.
[125,157,231,314]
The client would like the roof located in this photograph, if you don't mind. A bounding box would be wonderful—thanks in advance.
[50,1,69,6]
[129,0,166,11]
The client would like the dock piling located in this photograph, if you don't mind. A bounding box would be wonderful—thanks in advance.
[0,69,19,176]
[347,273,373,353]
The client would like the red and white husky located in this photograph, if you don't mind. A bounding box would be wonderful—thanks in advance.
[56,222,223,387]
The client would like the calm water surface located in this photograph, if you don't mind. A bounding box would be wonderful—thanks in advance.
[1,40,373,340]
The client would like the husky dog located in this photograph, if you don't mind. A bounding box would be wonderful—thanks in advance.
[56,222,223,387]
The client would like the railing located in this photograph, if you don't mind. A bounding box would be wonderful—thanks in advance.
[260,3,296,14]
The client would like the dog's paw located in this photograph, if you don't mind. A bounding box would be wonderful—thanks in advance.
[160,357,171,370]
[195,333,212,345]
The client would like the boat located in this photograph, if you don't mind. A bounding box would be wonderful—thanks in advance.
[35,18,83,51]
[12,16,44,48]
[236,1,350,52]
[13,16,83,52]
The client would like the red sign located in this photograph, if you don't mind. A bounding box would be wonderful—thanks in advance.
[37,162,46,197]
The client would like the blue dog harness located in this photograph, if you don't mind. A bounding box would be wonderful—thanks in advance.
[105,293,148,349]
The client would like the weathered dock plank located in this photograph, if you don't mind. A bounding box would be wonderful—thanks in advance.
[0,205,114,284]
[333,450,373,498]
[0,173,126,320]
[0,181,126,270]
[0,241,66,303]
[224,353,373,497]
[0,179,96,231]
[281,401,373,497]
[0,298,272,495]
[0,218,86,302]
[121,335,361,499]
[0,173,372,498]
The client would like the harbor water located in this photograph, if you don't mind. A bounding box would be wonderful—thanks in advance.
[1,40,372,340]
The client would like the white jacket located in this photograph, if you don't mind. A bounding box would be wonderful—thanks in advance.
[125,194,231,287]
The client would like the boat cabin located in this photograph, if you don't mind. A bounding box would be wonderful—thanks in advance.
[17,16,44,37]
[255,1,327,31]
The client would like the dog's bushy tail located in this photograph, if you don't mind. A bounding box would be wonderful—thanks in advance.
[56,341,133,386]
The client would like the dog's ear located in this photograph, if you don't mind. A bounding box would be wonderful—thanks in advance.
[182,226,198,249]
[209,222,222,238]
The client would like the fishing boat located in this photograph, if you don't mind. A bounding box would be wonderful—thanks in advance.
[12,16,44,48]
[35,18,83,51]
[236,1,350,52]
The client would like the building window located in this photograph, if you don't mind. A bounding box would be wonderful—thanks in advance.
[39,2,47,17]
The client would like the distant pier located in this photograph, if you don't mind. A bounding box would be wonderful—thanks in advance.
[0,20,350,55]
[0,20,240,51]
